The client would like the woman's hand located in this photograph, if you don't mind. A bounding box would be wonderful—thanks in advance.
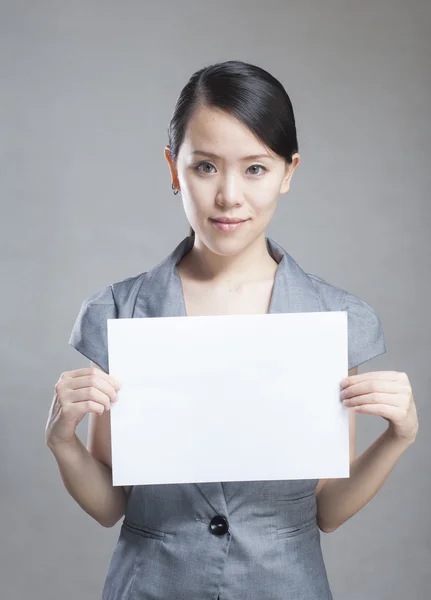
[340,371,418,444]
[45,367,121,448]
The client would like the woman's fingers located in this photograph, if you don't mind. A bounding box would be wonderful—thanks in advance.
[47,368,122,448]
[62,367,121,390]
[64,375,119,408]
[60,398,106,417]
[56,370,121,412]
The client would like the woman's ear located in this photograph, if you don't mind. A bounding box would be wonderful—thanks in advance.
[279,153,300,195]
[164,146,181,192]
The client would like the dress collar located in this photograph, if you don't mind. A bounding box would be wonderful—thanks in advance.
[133,235,320,319]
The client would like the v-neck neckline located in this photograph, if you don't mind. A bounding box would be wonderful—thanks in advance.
[133,234,320,321]
[172,236,286,318]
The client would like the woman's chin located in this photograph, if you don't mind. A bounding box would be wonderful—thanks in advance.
[199,228,257,256]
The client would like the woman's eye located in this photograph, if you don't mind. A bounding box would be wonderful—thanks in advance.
[195,162,267,175]
[195,161,215,174]
[247,164,267,176]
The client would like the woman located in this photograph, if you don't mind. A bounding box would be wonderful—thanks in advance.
[45,60,418,600]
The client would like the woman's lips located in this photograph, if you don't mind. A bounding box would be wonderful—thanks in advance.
[210,218,249,231]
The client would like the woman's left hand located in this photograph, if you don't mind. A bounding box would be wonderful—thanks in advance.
[340,371,418,444]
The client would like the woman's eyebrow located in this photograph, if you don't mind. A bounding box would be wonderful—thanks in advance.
[190,150,275,161]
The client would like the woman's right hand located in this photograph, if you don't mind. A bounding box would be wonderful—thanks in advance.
[45,367,121,448]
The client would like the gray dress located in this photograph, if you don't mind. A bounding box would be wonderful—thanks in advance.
[69,235,386,600]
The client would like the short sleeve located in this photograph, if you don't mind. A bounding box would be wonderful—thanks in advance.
[68,285,117,373]
[342,291,387,371]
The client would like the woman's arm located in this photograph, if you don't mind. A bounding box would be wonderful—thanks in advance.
[48,434,128,527]
[316,367,417,532]
[316,428,413,532]
[47,361,128,527]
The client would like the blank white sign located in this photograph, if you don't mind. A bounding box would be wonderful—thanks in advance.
[107,311,349,486]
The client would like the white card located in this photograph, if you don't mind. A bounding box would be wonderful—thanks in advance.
[107,312,349,486]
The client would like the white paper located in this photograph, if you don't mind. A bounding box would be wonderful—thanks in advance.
[107,312,349,486]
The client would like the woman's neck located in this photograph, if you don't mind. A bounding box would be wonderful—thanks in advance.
[178,233,279,287]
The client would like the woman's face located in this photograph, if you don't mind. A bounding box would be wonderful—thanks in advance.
[165,104,300,255]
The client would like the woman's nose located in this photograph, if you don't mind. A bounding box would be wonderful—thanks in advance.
[215,176,244,208]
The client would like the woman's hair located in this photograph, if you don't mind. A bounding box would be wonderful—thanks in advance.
[166,60,299,237]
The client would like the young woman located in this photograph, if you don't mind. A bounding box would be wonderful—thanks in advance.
[45,60,418,600]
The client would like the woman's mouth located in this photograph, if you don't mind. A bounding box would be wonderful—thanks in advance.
[209,218,249,232]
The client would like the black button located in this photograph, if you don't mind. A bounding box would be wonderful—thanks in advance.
[209,515,229,536]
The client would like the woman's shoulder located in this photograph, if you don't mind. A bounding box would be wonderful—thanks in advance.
[271,237,380,317]
[305,271,386,370]
[68,271,149,372]
[82,238,187,309]
[78,271,149,310]
[305,271,379,317]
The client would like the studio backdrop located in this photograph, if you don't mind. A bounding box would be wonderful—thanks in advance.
[1,1,430,599]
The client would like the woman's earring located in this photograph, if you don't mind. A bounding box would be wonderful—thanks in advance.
[172,183,179,195]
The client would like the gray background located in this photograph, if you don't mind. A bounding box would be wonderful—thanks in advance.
[1,0,430,598]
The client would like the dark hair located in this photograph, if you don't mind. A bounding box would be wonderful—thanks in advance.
[167,60,299,237]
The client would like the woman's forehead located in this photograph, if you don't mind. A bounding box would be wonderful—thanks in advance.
[180,106,276,161]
